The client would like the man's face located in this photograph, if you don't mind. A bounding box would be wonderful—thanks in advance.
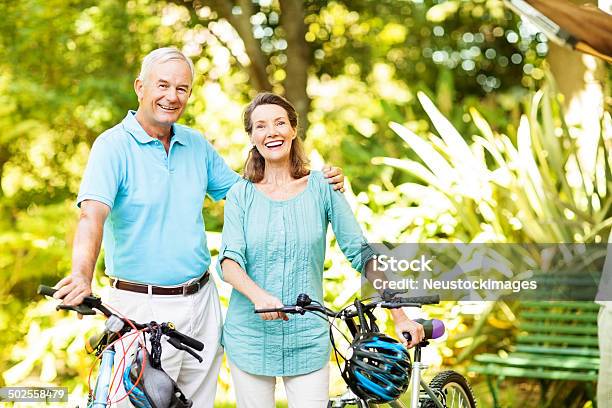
[134,59,192,128]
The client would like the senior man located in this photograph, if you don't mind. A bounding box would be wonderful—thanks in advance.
[53,47,344,407]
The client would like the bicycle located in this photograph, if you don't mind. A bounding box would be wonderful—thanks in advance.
[37,285,204,408]
[256,291,476,408]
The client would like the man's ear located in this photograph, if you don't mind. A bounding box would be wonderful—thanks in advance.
[134,78,144,101]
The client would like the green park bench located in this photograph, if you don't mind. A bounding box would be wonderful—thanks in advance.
[468,301,601,407]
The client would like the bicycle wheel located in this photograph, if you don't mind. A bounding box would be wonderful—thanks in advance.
[420,370,476,408]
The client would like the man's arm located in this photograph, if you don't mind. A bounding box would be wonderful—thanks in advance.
[53,200,110,306]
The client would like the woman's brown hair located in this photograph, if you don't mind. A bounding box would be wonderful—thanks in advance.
[243,92,310,183]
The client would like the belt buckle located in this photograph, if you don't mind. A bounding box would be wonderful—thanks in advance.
[182,281,200,296]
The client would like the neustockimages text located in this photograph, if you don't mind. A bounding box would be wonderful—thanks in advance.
[372,278,538,293]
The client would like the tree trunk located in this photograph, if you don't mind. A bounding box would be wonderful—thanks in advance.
[280,0,311,138]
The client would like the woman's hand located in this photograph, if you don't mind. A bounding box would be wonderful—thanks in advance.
[390,309,424,348]
[253,292,289,321]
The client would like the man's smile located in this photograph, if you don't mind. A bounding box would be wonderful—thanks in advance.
[158,103,179,112]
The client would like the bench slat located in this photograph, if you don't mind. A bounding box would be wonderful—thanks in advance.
[517,334,599,347]
[469,365,599,381]
[520,301,601,311]
[520,311,598,323]
[514,345,600,357]
[474,353,600,370]
[518,323,599,335]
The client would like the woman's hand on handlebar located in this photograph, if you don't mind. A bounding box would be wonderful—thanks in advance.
[390,309,424,348]
[252,292,288,321]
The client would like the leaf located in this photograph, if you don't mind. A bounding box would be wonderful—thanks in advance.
[389,122,454,186]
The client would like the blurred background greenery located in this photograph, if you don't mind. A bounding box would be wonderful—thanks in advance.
[1,0,610,406]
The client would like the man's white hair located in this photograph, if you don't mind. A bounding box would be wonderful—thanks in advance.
[138,47,195,84]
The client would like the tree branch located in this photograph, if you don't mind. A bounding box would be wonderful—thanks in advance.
[203,0,272,91]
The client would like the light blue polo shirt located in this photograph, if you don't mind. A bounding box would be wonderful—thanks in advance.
[77,111,240,285]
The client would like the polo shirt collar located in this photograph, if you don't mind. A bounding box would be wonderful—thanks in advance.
[122,110,188,146]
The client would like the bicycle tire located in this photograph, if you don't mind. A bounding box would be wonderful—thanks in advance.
[420,370,477,408]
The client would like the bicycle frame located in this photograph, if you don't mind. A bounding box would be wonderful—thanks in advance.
[37,285,203,408]
[329,343,445,408]
[255,292,454,408]
[89,347,116,408]
[327,302,445,408]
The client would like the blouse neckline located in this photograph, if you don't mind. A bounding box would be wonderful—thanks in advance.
[251,171,313,203]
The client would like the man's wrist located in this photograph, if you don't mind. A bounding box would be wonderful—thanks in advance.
[70,270,93,283]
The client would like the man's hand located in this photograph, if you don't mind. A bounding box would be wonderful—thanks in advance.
[253,292,289,321]
[390,309,425,348]
[323,166,345,192]
[53,273,92,307]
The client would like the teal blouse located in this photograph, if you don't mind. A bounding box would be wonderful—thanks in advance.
[217,171,373,376]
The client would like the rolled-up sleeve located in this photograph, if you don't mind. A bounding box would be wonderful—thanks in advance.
[326,184,375,274]
[217,184,247,279]
[77,136,122,209]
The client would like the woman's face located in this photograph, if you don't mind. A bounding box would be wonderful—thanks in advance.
[250,104,296,163]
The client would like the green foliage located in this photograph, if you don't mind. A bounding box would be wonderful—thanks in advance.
[0,0,607,405]
[371,78,611,244]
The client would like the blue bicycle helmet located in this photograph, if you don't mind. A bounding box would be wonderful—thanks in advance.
[123,345,192,408]
[344,332,411,403]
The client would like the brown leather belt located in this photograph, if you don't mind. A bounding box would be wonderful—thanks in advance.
[112,271,210,296]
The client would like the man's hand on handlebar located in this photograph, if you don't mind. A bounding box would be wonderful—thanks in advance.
[53,273,93,317]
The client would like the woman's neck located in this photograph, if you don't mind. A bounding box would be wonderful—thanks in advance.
[261,160,293,185]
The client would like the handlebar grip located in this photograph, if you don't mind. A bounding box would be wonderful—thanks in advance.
[403,318,446,344]
[38,285,57,297]
[254,308,280,313]
[397,295,440,305]
[167,330,204,351]
[254,307,294,313]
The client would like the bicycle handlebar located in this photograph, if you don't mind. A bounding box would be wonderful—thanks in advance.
[254,293,440,318]
[255,293,445,343]
[38,284,204,355]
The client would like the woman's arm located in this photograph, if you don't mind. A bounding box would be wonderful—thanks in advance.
[221,258,288,321]
[362,260,425,348]
[325,182,424,347]
[217,185,287,321]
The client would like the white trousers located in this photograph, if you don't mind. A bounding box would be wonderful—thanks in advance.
[106,281,223,408]
[229,361,329,408]
[599,305,612,408]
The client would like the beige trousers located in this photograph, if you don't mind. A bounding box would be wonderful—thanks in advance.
[229,360,330,408]
[599,305,612,408]
[106,281,224,408]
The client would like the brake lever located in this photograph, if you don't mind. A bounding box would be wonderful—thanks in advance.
[56,304,97,315]
[167,337,203,363]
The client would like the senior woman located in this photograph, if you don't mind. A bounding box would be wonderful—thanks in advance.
[217,92,424,408]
